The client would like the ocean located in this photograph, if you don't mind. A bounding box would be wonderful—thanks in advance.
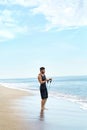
[0,76,87,110]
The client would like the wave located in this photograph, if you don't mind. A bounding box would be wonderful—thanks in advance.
[0,82,39,95]
[49,91,87,111]
[1,82,87,111]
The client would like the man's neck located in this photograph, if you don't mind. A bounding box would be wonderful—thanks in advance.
[40,73,45,76]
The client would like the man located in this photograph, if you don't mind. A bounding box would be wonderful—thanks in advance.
[38,67,52,111]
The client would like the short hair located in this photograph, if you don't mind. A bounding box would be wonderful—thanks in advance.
[40,67,45,71]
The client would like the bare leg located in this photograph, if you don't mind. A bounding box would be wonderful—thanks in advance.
[41,99,48,110]
[44,99,47,105]
[44,99,48,110]
[41,99,45,111]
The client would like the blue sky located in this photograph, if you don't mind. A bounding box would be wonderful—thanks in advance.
[0,0,87,78]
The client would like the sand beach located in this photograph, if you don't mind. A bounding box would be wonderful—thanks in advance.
[0,85,87,130]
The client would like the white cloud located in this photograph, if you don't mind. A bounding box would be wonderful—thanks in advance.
[31,0,87,30]
[0,9,14,24]
[13,0,39,7]
[0,0,87,33]
[0,9,15,40]
[0,30,14,39]
[0,9,28,41]
[0,0,39,7]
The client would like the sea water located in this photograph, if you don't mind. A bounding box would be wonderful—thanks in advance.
[0,76,87,110]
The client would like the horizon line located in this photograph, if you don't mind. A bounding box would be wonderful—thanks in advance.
[0,75,87,79]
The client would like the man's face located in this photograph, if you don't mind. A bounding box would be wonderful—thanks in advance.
[41,69,45,74]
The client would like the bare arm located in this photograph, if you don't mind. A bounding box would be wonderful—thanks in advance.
[38,75,48,84]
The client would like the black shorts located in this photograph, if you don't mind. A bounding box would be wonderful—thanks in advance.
[40,85,48,99]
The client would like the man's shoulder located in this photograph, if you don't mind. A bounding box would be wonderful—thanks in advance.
[38,73,41,77]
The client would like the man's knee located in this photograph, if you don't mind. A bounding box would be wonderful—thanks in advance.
[42,99,45,102]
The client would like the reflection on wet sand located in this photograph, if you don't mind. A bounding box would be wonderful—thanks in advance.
[40,110,45,121]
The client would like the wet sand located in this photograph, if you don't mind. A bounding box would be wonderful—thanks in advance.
[0,85,32,130]
[0,85,87,130]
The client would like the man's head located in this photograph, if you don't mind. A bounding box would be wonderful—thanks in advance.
[40,67,45,74]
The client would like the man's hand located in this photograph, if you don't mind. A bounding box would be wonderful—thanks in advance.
[49,78,52,83]
[47,78,52,83]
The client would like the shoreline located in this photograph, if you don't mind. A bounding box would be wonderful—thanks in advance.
[0,85,87,130]
[1,84,87,111]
